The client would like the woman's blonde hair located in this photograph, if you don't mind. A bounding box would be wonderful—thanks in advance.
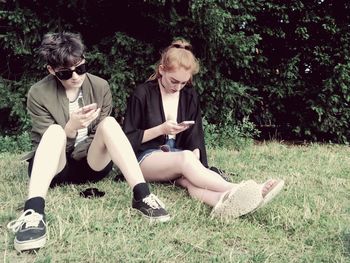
[148,39,200,84]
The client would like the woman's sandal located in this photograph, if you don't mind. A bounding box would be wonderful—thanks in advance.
[249,178,285,214]
[259,179,285,208]
[211,180,263,220]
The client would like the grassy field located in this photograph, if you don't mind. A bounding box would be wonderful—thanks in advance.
[1,142,349,262]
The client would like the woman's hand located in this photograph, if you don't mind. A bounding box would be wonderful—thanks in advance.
[161,120,189,136]
[65,103,101,138]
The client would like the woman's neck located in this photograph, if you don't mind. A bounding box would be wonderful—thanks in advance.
[158,79,179,97]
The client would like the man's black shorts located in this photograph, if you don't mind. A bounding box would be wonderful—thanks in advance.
[28,153,113,187]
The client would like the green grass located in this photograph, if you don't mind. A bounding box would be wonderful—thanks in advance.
[1,142,349,262]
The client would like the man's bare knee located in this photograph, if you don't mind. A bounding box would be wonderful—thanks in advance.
[97,116,124,138]
[100,116,121,130]
[43,124,66,141]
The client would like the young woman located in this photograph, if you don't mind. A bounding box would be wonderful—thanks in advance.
[123,39,284,220]
[7,32,169,253]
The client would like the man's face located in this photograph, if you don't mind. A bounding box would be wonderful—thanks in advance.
[49,59,87,90]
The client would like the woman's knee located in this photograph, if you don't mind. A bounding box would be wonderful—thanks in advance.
[180,150,198,169]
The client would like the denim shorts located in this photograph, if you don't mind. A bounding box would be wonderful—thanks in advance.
[137,139,182,164]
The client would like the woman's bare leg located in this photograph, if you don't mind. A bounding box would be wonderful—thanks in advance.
[140,150,238,192]
[175,177,223,206]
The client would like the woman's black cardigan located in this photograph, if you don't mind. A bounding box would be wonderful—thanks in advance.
[123,80,208,167]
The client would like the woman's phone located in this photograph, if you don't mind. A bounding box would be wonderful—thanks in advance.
[179,120,195,126]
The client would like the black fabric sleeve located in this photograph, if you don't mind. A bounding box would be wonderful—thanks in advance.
[123,94,145,153]
[180,95,208,167]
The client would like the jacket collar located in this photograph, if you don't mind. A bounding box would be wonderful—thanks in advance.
[55,73,95,121]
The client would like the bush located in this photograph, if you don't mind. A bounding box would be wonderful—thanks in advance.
[1,0,350,148]
[0,132,31,153]
[204,112,260,150]
[86,32,156,119]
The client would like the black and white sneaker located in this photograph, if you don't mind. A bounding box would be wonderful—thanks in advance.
[209,166,237,182]
[132,194,170,222]
[7,209,47,252]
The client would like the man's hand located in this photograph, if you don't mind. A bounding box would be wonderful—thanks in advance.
[65,103,100,138]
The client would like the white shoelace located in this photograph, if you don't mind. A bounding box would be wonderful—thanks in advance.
[143,194,165,209]
[7,209,44,233]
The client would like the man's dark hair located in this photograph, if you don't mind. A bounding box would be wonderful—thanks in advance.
[38,32,85,68]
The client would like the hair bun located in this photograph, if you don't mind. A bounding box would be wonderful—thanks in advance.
[171,40,192,51]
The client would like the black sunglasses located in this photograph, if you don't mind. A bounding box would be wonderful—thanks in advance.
[55,63,87,80]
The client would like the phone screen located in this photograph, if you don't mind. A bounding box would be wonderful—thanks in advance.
[179,120,195,126]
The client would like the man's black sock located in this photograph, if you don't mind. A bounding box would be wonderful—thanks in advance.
[133,183,151,201]
[24,196,45,215]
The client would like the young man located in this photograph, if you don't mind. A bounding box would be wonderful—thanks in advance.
[7,32,170,253]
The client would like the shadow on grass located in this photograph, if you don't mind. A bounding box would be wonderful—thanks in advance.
[342,230,350,258]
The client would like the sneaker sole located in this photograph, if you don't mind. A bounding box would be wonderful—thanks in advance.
[133,208,171,223]
[14,234,47,252]
[211,180,263,220]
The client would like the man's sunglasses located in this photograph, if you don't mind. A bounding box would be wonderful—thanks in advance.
[55,63,87,80]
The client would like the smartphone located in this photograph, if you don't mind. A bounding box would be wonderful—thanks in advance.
[82,103,97,114]
[179,120,195,126]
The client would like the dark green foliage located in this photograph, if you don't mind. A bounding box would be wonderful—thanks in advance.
[0,132,31,153]
[246,0,350,143]
[203,115,260,150]
[1,0,350,145]
[86,32,156,118]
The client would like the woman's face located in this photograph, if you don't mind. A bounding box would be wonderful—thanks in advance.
[159,66,192,94]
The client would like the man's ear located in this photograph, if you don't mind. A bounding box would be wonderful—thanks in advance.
[47,65,55,75]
